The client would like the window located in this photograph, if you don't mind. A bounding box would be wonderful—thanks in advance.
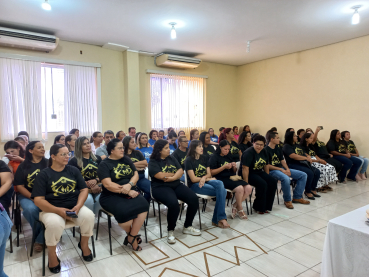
[150,74,204,132]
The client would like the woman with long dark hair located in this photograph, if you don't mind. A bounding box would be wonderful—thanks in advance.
[185,140,229,228]
[65,134,77,159]
[69,128,79,138]
[326,129,362,183]
[4,140,25,175]
[282,131,320,200]
[238,131,252,153]
[243,125,251,133]
[0,159,13,216]
[68,137,102,215]
[123,136,151,202]
[218,128,241,162]
[233,126,239,141]
[199,132,216,159]
[148,130,158,146]
[14,141,47,251]
[188,129,200,148]
[167,131,178,154]
[149,139,200,244]
[136,133,153,162]
[32,144,95,273]
[54,134,65,145]
[90,131,103,154]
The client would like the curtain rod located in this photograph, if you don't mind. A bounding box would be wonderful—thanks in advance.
[146,69,208,79]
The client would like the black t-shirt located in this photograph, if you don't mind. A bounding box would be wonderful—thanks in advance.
[0,161,11,187]
[97,156,137,196]
[265,146,284,169]
[301,145,316,157]
[31,166,87,209]
[241,147,269,173]
[239,143,251,154]
[344,140,356,154]
[185,156,208,188]
[314,141,330,159]
[283,144,305,164]
[171,148,188,169]
[203,145,216,159]
[148,155,182,188]
[229,141,241,162]
[14,160,48,193]
[68,156,102,181]
[209,153,235,179]
[326,140,347,154]
[126,150,146,175]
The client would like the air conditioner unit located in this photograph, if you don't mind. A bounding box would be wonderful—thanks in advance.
[155,53,202,69]
[0,27,59,52]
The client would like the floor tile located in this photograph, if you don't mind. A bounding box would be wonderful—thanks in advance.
[317,226,327,234]
[297,231,326,251]
[228,217,264,234]
[214,263,266,277]
[246,213,285,227]
[54,265,91,277]
[297,269,321,277]
[146,257,207,277]
[268,220,314,239]
[3,260,31,277]
[289,214,328,230]
[269,205,303,219]
[4,243,28,266]
[247,228,294,250]
[311,262,322,273]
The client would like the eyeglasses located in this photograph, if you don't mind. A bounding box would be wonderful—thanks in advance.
[181,140,189,143]
[254,143,264,147]
[59,153,71,157]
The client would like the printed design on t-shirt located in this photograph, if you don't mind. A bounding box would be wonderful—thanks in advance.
[347,143,356,153]
[195,164,207,177]
[51,177,76,196]
[81,163,98,179]
[162,165,178,173]
[254,158,267,170]
[207,151,214,156]
[338,144,346,153]
[131,158,139,162]
[308,150,316,157]
[230,145,239,154]
[295,147,304,155]
[143,152,151,159]
[180,157,186,165]
[26,169,40,188]
[114,164,133,179]
[271,154,281,166]
[316,141,325,147]
[221,161,229,167]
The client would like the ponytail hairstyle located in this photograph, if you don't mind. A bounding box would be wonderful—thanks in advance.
[189,129,199,141]
[4,140,25,158]
[218,128,231,142]
[24,141,48,176]
[216,140,231,155]
[74,136,97,168]
[54,134,65,145]
[150,139,169,162]
[48,144,66,167]
[90,131,102,143]
[167,131,178,149]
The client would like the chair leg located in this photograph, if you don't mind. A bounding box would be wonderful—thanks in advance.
[96,210,101,240]
[231,194,235,206]
[30,221,38,257]
[91,235,96,258]
[245,199,249,215]
[16,208,20,247]
[9,232,13,253]
[250,189,253,215]
[11,193,15,219]
[143,219,148,243]
[107,215,112,255]
[198,205,202,230]
[152,200,156,217]
[277,188,280,205]
[158,203,162,238]
[42,223,46,277]
[73,226,75,237]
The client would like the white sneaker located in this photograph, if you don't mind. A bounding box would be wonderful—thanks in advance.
[167,231,176,244]
[183,226,201,236]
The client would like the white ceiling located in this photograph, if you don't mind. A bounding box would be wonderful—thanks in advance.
[1,0,369,65]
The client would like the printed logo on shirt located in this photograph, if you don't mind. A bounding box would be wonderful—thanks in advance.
[295,147,304,155]
[347,143,356,153]
[51,177,76,196]
[162,165,178,173]
[338,144,346,153]
[254,158,267,170]
[221,162,229,167]
[195,164,207,177]
[26,169,40,188]
[230,145,239,154]
[316,141,325,147]
[207,151,214,156]
[131,158,139,162]
[114,164,133,179]
[308,150,316,157]
[271,154,281,166]
[81,163,98,179]
[180,157,186,165]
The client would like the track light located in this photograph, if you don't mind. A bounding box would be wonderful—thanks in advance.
[351,5,362,25]
[169,22,177,39]
[42,0,51,10]
[246,41,251,53]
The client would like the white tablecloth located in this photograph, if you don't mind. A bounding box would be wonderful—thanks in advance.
[321,204,369,277]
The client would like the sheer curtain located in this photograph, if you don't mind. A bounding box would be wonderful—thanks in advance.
[64,65,98,137]
[150,74,204,135]
[0,58,43,141]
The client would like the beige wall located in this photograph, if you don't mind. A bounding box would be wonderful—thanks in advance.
[236,35,369,156]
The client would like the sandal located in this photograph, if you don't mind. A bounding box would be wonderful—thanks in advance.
[124,234,142,245]
[123,233,142,251]
[212,220,230,229]
[230,205,237,219]
[237,210,248,220]
[325,185,333,191]
[34,243,44,252]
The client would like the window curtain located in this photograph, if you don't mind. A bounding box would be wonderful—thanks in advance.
[64,65,98,137]
[150,74,204,135]
[0,58,43,141]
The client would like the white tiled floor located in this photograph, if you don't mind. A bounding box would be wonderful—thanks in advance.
[5,179,369,276]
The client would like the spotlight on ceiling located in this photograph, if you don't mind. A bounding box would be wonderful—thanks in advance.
[42,0,51,10]
[351,5,362,25]
[246,41,251,53]
[169,22,177,39]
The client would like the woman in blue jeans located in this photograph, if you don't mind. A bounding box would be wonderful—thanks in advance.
[326,130,362,183]
[0,203,12,277]
[185,140,229,228]
[14,141,47,252]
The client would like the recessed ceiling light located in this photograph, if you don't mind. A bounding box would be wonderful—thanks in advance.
[169,22,177,39]
[42,0,51,10]
[351,5,362,25]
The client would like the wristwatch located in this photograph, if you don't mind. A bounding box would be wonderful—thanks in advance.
[129,181,135,188]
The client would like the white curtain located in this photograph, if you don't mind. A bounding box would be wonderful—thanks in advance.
[0,58,43,141]
[150,74,204,135]
[64,65,98,137]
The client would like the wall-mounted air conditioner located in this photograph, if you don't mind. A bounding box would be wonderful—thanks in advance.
[155,53,202,69]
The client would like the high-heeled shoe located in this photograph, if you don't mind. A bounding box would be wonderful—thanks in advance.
[48,257,61,274]
[123,233,142,251]
[78,242,93,262]
[124,234,142,245]
[311,191,321,198]
[304,192,315,200]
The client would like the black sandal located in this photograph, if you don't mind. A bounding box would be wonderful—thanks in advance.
[124,234,142,245]
[123,233,142,251]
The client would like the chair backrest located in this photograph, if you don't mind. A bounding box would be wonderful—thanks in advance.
[212,145,217,150]
[145,167,151,181]
[236,161,240,173]
[184,170,189,187]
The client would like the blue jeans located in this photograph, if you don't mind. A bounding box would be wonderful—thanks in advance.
[333,155,362,181]
[288,163,320,193]
[180,174,185,182]
[84,193,101,215]
[269,169,307,202]
[355,156,369,175]
[0,209,12,277]
[137,174,151,202]
[18,194,43,244]
[190,180,227,224]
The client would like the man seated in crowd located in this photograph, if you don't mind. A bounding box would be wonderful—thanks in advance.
[96,130,115,159]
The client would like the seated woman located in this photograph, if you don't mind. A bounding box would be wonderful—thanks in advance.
[123,136,151,202]
[158,130,165,140]
[238,131,252,153]
[116,130,126,142]
[243,125,251,133]
[209,140,251,219]
[69,128,80,138]
[32,144,95,273]
[167,132,178,154]
[65,134,77,159]
[90,131,104,154]
[148,130,158,147]
[233,126,240,141]
[54,134,65,145]
[297,129,305,143]
[176,130,185,146]
[199,131,216,159]
[300,133,337,191]
[218,127,225,142]
[172,136,188,182]
[0,160,13,216]
[208,128,218,144]
[98,139,149,251]
[136,133,154,162]
[149,139,200,244]
[185,140,229,228]
[14,141,47,252]
[282,131,320,200]
[240,135,277,214]
[14,136,27,149]
[188,129,200,148]
[4,140,25,174]
[342,130,368,180]
[219,128,241,162]
[327,129,362,183]
[68,137,102,215]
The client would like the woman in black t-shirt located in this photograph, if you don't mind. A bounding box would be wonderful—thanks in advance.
[240,135,277,214]
[171,136,189,182]
[123,136,151,202]
[199,132,216,160]
[98,139,149,252]
[68,137,102,215]
[282,131,320,200]
[14,141,48,252]
[0,161,12,216]
[209,140,251,219]
[32,144,95,273]
[238,131,252,154]
[148,139,200,245]
[219,128,241,162]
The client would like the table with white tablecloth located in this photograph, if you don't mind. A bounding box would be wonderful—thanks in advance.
[321,204,369,277]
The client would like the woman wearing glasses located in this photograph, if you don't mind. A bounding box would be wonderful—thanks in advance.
[171,136,188,182]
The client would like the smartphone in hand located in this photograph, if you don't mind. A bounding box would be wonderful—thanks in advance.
[319,126,323,130]
[66,211,78,218]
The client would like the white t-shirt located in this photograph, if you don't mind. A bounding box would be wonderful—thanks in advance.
[91,143,103,154]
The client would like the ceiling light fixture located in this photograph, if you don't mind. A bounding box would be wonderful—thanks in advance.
[246,41,251,53]
[42,0,51,10]
[169,22,177,39]
[351,5,362,25]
